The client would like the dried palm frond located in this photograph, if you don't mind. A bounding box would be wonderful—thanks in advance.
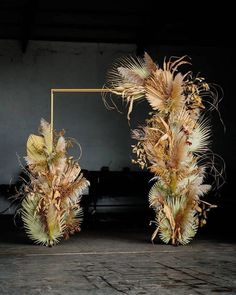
[107,54,190,119]
[188,119,211,153]
[107,53,156,87]
[20,119,89,246]
[107,52,223,245]
[149,182,199,245]
[107,53,157,120]
[145,70,185,113]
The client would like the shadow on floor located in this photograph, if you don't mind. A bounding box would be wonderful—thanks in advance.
[1,210,235,247]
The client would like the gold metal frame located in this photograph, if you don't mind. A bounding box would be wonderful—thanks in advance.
[50,88,111,141]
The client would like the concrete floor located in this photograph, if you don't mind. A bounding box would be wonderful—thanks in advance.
[0,216,236,295]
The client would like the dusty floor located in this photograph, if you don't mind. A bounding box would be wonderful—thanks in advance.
[0,217,236,295]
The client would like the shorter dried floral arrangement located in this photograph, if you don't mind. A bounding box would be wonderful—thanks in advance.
[19,119,89,246]
[106,53,224,245]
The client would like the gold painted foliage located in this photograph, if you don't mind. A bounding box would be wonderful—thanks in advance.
[21,119,89,246]
[107,53,220,245]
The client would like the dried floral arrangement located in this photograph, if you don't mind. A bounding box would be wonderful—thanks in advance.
[106,53,223,245]
[19,119,89,246]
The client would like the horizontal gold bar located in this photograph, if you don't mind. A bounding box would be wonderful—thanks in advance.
[51,88,112,93]
[50,88,113,142]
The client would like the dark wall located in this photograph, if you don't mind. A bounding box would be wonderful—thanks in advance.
[0,40,234,227]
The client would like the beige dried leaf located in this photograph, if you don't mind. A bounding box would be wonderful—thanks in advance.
[163,203,176,230]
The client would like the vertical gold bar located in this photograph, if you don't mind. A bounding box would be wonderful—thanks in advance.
[50,89,54,142]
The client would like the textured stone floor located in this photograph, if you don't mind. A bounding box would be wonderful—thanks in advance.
[0,225,236,295]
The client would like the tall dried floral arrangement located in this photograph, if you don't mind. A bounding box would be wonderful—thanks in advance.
[20,119,89,246]
[106,53,223,245]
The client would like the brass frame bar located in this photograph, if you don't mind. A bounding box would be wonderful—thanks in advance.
[50,88,112,141]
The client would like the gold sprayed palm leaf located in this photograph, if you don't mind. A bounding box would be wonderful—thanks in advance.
[26,134,46,164]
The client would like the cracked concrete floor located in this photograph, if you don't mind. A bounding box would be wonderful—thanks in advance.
[0,225,236,295]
